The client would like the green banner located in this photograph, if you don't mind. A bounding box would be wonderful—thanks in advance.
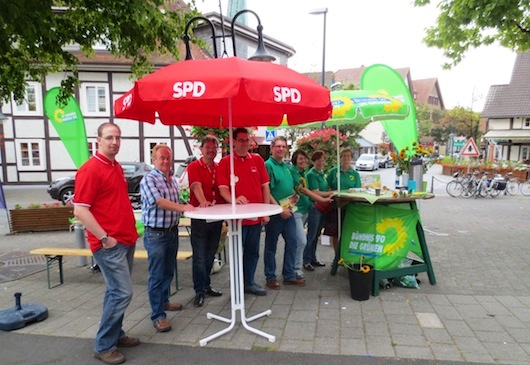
[361,64,418,154]
[340,203,424,270]
[44,87,90,168]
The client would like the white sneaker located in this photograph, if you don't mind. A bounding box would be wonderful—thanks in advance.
[296,270,305,280]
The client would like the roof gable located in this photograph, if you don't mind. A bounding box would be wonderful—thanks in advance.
[481,51,530,118]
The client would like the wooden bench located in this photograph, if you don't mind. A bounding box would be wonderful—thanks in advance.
[30,248,192,290]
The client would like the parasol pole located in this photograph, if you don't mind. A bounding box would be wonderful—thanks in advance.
[336,123,341,250]
[228,97,236,212]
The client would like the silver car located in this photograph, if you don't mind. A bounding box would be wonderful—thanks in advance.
[355,153,379,171]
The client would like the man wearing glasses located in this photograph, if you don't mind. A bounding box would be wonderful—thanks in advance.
[74,122,140,364]
[217,128,270,296]
[264,136,305,290]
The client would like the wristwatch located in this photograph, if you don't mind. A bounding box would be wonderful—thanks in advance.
[100,235,109,244]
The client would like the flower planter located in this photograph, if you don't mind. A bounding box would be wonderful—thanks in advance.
[441,164,528,180]
[347,264,374,301]
[9,207,74,233]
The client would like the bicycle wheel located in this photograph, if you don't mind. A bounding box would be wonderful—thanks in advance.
[506,179,519,195]
[520,181,530,196]
[461,181,475,199]
[446,181,463,197]
[489,188,501,198]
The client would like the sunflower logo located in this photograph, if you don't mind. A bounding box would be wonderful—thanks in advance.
[384,99,403,113]
[376,217,407,255]
[331,96,353,118]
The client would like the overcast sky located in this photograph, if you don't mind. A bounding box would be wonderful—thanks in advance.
[190,0,517,112]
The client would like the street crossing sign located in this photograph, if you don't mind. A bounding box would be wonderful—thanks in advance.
[460,138,480,157]
[265,129,276,142]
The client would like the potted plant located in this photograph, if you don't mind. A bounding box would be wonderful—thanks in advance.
[338,257,374,301]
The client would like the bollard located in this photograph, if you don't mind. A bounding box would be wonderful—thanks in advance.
[73,222,88,266]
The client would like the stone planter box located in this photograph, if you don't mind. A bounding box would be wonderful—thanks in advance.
[441,164,528,180]
[9,207,74,233]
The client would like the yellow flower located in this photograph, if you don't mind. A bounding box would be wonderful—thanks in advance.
[360,265,371,274]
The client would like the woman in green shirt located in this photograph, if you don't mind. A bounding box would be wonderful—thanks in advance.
[303,150,335,271]
[290,149,333,276]
[324,148,361,253]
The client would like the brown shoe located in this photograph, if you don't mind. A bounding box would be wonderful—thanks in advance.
[94,349,125,364]
[153,318,172,332]
[266,278,281,290]
[117,336,140,347]
[283,278,305,286]
[164,302,183,311]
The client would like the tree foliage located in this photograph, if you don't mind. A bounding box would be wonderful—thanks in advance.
[414,0,530,68]
[440,107,482,142]
[0,0,200,104]
[416,103,445,141]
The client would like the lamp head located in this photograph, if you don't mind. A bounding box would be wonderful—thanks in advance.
[248,24,276,62]
[309,8,328,15]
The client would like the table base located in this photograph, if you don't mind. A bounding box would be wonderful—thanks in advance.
[200,219,275,346]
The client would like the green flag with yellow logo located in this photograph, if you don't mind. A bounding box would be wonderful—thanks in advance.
[44,87,89,168]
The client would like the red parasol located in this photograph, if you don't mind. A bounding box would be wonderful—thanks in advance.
[114,57,331,127]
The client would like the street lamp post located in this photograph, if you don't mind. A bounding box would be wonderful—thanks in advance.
[183,10,275,62]
[309,8,328,87]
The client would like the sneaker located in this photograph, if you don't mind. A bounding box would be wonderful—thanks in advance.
[153,318,172,332]
[303,263,314,271]
[244,284,267,296]
[296,270,305,280]
[311,260,326,267]
[266,278,281,290]
[283,278,306,286]
[117,336,140,347]
[94,349,125,365]
[164,302,183,311]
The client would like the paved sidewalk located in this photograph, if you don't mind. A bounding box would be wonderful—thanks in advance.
[1,167,530,364]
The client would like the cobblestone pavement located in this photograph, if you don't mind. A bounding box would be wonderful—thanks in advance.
[1,166,530,364]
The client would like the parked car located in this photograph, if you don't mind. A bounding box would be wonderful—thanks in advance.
[376,154,394,168]
[47,162,153,204]
[355,153,379,171]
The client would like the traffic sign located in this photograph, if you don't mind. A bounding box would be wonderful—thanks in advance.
[265,129,277,142]
[460,138,480,157]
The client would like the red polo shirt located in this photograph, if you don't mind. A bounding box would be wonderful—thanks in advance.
[187,157,225,207]
[74,153,138,252]
[217,153,269,225]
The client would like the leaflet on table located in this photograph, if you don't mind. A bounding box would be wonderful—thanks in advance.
[279,193,299,212]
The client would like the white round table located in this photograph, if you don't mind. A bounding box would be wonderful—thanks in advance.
[185,203,282,346]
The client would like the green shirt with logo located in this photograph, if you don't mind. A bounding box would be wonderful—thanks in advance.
[327,166,361,191]
[265,157,295,203]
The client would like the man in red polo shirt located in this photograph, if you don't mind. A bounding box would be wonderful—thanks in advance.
[74,122,139,365]
[217,128,270,296]
[188,135,224,307]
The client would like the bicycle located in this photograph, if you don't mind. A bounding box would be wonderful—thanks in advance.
[520,179,530,196]
[446,171,469,197]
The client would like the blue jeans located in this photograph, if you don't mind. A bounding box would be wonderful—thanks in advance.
[293,211,308,272]
[304,203,326,265]
[264,214,297,281]
[191,219,222,294]
[92,243,135,353]
[241,223,263,287]
[144,228,178,322]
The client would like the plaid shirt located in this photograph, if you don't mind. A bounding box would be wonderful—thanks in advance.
[140,169,180,228]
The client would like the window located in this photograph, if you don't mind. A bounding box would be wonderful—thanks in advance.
[88,140,97,156]
[525,118,530,128]
[12,82,43,116]
[80,83,109,116]
[16,140,46,170]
